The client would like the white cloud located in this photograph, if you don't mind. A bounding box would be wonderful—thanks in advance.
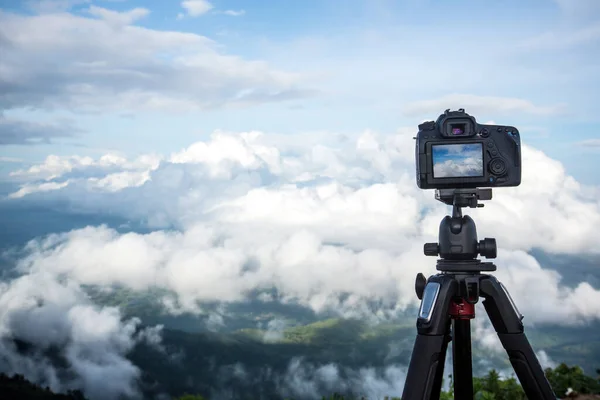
[181,0,213,17]
[489,250,600,325]
[87,5,150,26]
[223,10,245,16]
[0,10,313,114]
[9,153,161,182]
[402,94,568,117]
[277,358,406,399]
[6,129,600,325]
[260,318,288,342]
[0,271,161,400]
[9,180,70,198]
[536,350,557,370]
[433,157,482,178]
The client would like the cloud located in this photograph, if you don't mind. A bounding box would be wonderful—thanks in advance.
[5,129,600,325]
[0,270,163,400]
[181,0,213,17]
[222,10,245,17]
[210,358,408,399]
[276,358,406,399]
[0,114,80,145]
[577,138,600,147]
[135,324,166,353]
[491,249,600,325]
[433,157,482,178]
[0,9,314,114]
[9,180,70,198]
[87,5,150,26]
[432,144,483,178]
[536,350,557,370]
[2,126,600,396]
[9,152,161,182]
[402,94,568,117]
[260,318,288,343]
[25,0,91,13]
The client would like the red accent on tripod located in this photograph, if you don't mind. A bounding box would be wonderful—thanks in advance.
[449,300,475,319]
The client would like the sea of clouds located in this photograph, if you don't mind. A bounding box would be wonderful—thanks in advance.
[2,128,599,398]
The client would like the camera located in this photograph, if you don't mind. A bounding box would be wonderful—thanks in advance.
[415,109,522,189]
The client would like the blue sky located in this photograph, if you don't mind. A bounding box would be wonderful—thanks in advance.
[1,0,599,183]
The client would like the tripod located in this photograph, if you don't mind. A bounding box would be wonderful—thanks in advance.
[401,188,557,400]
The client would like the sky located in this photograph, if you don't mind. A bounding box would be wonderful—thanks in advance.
[1,1,600,399]
[0,0,599,184]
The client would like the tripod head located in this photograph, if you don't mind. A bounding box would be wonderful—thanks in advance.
[423,188,497,273]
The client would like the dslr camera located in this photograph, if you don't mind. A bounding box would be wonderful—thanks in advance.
[415,109,522,189]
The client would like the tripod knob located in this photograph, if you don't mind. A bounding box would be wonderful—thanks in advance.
[424,243,439,257]
[478,238,497,258]
[415,273,427,300]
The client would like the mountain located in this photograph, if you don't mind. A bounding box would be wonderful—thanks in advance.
[0,373,87,400]
[125,317,600,399]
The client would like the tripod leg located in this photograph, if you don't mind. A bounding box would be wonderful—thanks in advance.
[402,274,458,400]
[479,275,557,400]
[452,318,473,399]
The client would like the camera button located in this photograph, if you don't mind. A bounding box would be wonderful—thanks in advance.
[492,150,498,156]
[489,158,507,175]
[487,141,495,148]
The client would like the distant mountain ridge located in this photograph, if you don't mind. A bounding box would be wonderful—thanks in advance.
[0,373,87,400]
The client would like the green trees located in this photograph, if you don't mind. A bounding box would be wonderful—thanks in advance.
[439,364,600,399]
[440,370,526,400]
[472,370,526,400]
[544,363,600,397]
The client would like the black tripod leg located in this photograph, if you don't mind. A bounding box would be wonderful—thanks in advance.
[452,319,473,399]
[479,275,557,400]
[402,274,458,400]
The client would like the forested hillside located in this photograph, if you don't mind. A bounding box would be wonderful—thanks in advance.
[3,364,599,400]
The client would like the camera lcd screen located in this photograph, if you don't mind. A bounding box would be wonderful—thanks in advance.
[432,143,483,178]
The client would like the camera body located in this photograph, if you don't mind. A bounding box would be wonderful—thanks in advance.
[415,109,522,189]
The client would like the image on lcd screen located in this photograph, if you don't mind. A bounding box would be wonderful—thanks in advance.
[432,144,483,178]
